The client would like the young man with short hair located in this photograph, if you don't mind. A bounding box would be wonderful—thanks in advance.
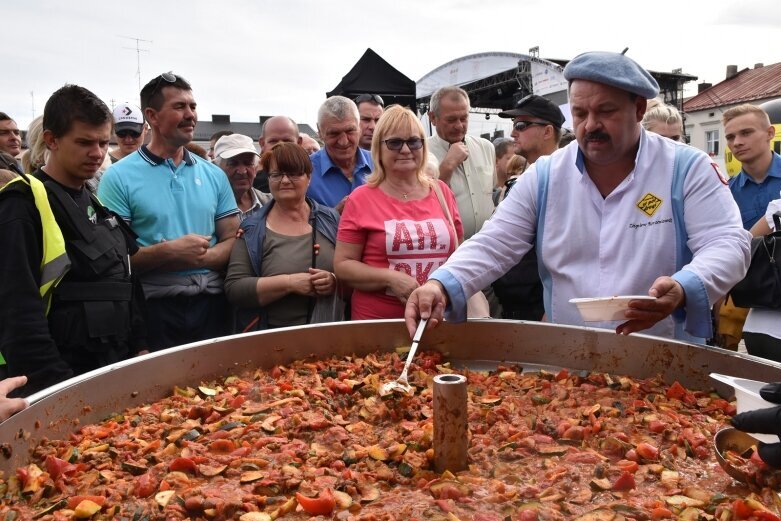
[0,85,147,396]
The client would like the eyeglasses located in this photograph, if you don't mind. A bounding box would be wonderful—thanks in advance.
[116,130,142,139]
[355,94,384,107]
[382,138,424,151]
[513,121,551,132]
[268,171,307,182]
[148,71,178,100]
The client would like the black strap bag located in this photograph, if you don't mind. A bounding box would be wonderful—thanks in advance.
[730,213,781,309]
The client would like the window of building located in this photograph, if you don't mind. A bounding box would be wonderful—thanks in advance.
[705,130,719,157]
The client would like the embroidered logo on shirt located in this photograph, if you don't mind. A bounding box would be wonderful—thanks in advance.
[711,163,729,185]
[637,193,663,217]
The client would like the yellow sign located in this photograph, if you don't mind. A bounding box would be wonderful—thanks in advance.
[637,193,663,217]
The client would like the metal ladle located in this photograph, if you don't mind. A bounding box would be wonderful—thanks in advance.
[381,318,428,395]
[714,427,760,484]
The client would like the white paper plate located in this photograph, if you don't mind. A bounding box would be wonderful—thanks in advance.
[710,373,776,444]
[569,296,657,322]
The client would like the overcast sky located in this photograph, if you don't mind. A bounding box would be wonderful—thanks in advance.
[3,0,779,135]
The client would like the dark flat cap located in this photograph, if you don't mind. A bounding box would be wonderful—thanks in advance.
[563,51,660,99]
[498,94,565,127]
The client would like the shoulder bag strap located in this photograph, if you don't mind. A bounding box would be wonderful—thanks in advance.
[430,180,459,248]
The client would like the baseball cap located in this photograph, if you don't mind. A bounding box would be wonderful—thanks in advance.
[214,134,259,159]
[498,95,565,128]
[563,51,660,99]
[113,102,145,133]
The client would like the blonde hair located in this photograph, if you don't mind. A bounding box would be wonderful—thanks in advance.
[506,154,527,176]
[642,98,683,130]
[722,103,771,127]
[367,105,429,187]
[21,115,47,174]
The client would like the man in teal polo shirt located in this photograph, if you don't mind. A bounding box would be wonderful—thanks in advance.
[98,72,239,351]
[307,96,373,213]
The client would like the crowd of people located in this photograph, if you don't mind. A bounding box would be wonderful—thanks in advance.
[0,50,778,414]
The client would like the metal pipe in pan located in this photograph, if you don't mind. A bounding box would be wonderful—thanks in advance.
[2,319,781,474]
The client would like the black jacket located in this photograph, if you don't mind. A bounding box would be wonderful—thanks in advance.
[0,170,146,396]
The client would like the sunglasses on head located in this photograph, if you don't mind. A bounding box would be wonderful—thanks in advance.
[513,121,551,132]
[354,94,384,107]
[382,138,424,151]
[116,130,142,139]
[148,71,179,99]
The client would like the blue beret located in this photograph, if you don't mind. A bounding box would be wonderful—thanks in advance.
[563,51,660,99]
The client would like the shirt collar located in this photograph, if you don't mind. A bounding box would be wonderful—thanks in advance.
[138,145,195,166]
[317,147,370,176]
[737,152,781,187]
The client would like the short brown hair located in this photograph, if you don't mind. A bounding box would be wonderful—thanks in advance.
[722,104,771,127]
[260,142,313,175]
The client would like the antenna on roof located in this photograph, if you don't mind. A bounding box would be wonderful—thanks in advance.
[120,35,152,93]
[621,47,629,55]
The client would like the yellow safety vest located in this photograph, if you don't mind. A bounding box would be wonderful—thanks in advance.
[0,175,71,365]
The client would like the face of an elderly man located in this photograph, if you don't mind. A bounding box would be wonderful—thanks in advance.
[569,80,645,168]
[319,115,360,165]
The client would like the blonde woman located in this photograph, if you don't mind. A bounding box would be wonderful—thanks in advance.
[335,105,463,319]
[642,98,684,142]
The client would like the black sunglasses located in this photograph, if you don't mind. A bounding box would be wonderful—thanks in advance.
[355,94,384,107]
[116,130,142,139]
[513,121,551,132]
[383,138,424,151]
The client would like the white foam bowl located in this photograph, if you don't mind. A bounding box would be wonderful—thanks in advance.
[569,296,656,322]
[710,373,776,444]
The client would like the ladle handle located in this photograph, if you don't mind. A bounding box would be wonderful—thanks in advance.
[400,318,428,380]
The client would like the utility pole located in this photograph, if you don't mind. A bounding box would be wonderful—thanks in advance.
[120,36,152,93]
[30,91,35,120]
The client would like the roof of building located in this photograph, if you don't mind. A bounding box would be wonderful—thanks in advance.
[194,121,317,142]
[683,62,781,112]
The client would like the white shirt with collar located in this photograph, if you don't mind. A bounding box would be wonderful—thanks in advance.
[427,134,496,239]
[431,129,751,341]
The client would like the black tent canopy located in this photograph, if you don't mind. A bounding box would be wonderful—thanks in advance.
[326,48,416,112]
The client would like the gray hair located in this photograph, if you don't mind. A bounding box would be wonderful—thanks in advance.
[317,96,359,127]
[493,137,515,158]
[260,116,298,138]
[430,86,470,117]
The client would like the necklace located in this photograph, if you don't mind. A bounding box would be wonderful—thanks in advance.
[402,192,408,200]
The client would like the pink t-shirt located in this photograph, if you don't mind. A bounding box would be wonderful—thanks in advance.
[338,180,464,320]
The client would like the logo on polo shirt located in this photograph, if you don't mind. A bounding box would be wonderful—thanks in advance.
[637,193,663,217]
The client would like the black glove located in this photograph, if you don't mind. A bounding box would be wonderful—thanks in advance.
[731,383,781,467]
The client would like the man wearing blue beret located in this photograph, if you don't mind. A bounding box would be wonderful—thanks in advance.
[405,51,751,342]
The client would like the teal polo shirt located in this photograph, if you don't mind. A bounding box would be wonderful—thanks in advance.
[98,146,239,275]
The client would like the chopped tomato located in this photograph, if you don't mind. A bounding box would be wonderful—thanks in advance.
[518,510,539,521]
[635,442,659,461]
[133,472,158,498]
[650,507,673,519]
[295,488,336,515]
[648,420,666,433]
[208,439,237,453]
[229,395,246,408]
[611,471,636,491]
[754,511,781,521]
[45,455,76,479]
[666,381,687,400]
[732,499,753,519]
[169,457,198,474]
[66,495,106,509]
[616,459,639,473]
[554,369,569,381]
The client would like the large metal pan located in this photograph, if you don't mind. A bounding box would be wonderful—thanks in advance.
[2,319,781,474]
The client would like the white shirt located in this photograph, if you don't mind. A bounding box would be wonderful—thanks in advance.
[431,130,751,340]
[428,135,496,240]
